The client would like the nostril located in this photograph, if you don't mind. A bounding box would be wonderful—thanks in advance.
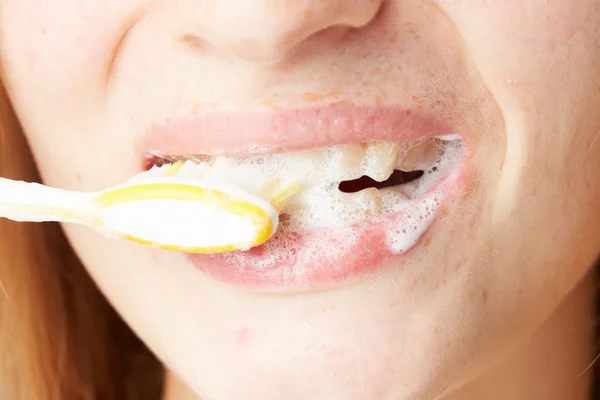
[181,34,208,52]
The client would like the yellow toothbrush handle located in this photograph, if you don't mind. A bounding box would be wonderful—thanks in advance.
[0,177,92,223]
[0,170,302,254]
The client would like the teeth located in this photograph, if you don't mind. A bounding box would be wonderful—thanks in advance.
[362,142,400,182]
[336,143,365,170]
[157,138,452,187]
[354,187,383,216]
[232,144,368,186]
[395,139,441,172]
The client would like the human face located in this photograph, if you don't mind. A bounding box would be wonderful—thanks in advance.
[2,1,600,399]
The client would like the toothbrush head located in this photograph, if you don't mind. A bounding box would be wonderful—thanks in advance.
[91,162,301,253]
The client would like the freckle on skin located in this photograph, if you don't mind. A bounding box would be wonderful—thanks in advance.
[149,248,163,264]
[235,328,254,347]
[75,173,82,182]
[410,276,422,290]
[482,290,488,304]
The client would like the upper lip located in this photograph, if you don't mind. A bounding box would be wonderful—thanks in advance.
[138,104,459,163]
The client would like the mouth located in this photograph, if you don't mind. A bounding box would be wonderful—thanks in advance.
[141,105,470,290]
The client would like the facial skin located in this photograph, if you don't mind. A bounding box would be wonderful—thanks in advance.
[2,1,600,399]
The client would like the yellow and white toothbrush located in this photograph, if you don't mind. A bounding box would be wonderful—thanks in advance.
[0,158,301,253]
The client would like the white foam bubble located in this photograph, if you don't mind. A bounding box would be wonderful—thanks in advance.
[385,190,443,254]
[165,138,463,235]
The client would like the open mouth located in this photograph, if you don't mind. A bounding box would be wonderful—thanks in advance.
[145,135,463,233]
[141,105,469,289]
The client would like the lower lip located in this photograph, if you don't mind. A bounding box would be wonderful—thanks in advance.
[187,159,469,290]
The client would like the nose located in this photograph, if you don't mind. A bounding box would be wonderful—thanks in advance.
[185,0,382,63]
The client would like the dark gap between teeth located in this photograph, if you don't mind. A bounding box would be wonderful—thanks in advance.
[144,155,172,170]
[338,170,424,194]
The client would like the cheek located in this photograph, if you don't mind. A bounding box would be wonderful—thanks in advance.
[0,1,144,188]
[441,0,600,234]
[1,3,113,105]
[438,0,600,119]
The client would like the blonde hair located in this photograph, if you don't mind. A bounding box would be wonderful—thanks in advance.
[0,84,163,399]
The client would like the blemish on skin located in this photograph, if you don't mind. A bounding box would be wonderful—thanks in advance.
[411,95,424,109]
[506,78,521,88]
[75,173,82,182]
[235,328,255,347]
[410,276,422,290]
[149,249,163,265]
[482,290,488,304]
[301,92,329,103]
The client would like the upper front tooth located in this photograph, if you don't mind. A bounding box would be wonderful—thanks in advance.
[335,143,365,170]
[362,142,399,182]
[395,139,440,171]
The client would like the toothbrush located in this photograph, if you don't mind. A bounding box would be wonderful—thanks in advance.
[0,159,301,253]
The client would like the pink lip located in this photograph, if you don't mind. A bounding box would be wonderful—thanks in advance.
[140,105,455,158]
[140,105,468,290]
